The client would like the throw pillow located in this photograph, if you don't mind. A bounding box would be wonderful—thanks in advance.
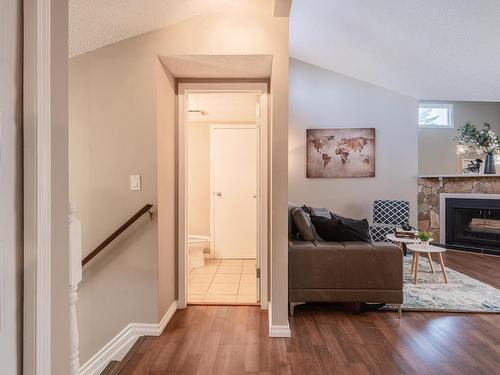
[301,205,331,219]
[291,208,323,241]
[310,216,356,241]
[330,212,372,242]
[309,206,331,218]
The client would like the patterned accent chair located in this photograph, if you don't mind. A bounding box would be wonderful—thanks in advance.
[370,200,411,242]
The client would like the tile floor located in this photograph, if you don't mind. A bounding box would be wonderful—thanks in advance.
[188,259,258,304]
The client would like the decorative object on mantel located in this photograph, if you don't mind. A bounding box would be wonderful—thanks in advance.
[306,128,375,178]
[461,158,483,175]
[456,121,500,174]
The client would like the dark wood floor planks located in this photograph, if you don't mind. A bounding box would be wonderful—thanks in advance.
[443,249,500,289]
[119,250,500,374]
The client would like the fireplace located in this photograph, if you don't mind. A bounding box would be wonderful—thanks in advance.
[444,197,500,255]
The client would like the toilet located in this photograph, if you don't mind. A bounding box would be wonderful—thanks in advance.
[188,235,210,268]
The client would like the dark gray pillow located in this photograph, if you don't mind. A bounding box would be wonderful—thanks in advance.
[291,207,322,241]
[330,212,372,242]
[310,215,357,242]
[309,206,331,218]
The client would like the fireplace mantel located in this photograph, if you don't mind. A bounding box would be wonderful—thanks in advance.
[419,174,500,188]
[419,174,500,178]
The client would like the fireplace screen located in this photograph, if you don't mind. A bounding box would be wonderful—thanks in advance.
[446,198,500,254]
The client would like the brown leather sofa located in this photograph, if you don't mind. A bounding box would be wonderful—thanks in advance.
[288,204,403,316]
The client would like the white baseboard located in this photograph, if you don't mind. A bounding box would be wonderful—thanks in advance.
[80,300,177,375]
[268,302,291,337]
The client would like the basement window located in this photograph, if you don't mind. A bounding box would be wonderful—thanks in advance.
[418,103,454,128]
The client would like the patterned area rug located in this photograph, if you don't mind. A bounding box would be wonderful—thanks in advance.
[401,255,500,313]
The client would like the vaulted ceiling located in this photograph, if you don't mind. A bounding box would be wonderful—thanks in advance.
[69,0,233,57]
[70,0,500,101]
[290,0,500,101]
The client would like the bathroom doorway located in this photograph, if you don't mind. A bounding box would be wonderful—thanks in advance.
[178,82,268,307]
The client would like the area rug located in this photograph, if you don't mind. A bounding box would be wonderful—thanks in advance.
[400,255,500,313]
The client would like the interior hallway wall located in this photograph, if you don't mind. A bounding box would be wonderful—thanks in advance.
[0,0,23,373]
[289,58,418,225]
[70,0,289,363]
[156,63,177,320]
[418,101,500,175]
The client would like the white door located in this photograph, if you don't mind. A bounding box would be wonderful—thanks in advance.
[212,126,258,259]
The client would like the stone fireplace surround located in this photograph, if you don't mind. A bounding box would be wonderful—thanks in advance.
[418,175,500,244]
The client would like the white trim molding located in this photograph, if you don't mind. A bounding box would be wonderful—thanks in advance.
[268,303,291,338]
[23,0,52,373]
[80,300,177,375]
[177,82,269,309]
[439,193,500,243]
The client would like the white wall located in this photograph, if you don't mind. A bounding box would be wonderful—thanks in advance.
[0,0,23,373]
[418,101,500,175]
[187,92,258,237]
[289,58,418,225]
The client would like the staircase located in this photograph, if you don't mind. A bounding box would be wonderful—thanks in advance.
[99,337,145,375]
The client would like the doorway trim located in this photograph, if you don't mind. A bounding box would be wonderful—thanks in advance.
[23,0,53,373]
[177,82,268,309]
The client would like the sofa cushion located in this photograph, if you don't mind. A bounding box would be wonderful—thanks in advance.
[291,207,322,241]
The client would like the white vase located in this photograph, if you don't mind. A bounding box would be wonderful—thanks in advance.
[422,240,430,248]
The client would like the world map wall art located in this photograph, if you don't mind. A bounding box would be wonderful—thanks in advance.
[306,128,376,178]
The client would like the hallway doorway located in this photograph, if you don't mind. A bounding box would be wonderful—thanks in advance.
[178,83,268,308]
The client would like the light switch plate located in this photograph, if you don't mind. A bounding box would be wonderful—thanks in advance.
[130,175,141,191]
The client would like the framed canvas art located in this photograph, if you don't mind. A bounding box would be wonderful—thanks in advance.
[306,128,376,178]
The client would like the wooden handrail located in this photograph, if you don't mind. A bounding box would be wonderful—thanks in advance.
[82,204,154,267]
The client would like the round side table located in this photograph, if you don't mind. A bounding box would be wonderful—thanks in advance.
[406,244,448,285]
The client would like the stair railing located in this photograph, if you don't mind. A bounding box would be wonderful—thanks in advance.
[81,204,154,267]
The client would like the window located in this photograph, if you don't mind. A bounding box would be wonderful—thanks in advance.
[418,103,454,128]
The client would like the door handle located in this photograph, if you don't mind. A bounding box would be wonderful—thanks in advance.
[216,192,222,197]
[252,194,257,198]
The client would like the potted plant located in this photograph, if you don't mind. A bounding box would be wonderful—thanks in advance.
[416,231,433,248]
[456,121,500,174]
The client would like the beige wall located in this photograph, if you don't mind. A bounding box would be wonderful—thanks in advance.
[0,0,23,373]
[188,123,211,236]
[156,62,177,317]
[419,101,500,175]
[289,59,418,226]
[70,48,161,363]
[70,0,289,362]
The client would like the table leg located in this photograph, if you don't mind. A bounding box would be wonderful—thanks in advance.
[439,253,448,283]
[413,252,419,284]
[427,252,435,273]
[410,251,416,274]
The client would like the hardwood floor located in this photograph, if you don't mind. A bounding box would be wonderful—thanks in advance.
[118,251,500,374]
[443,249,500,289]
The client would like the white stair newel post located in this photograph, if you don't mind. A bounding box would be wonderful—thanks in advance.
[69,204,82,375]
